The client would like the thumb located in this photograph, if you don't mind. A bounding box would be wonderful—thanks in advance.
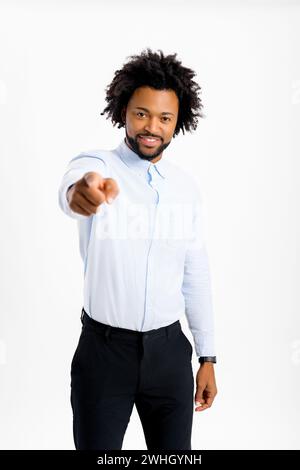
[195,389,205,407]
[83,172,104,189]
[103,178,120,204]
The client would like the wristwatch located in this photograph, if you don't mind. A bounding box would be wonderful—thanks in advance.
[198,356,217,364]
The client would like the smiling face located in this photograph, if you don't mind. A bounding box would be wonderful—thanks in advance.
[121,86,179,163]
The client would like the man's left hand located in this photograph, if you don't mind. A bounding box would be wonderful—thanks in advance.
[194,363,217,412]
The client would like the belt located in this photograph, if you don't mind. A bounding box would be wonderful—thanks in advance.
[80,307,181,341]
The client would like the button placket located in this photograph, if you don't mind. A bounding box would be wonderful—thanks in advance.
[141,165,160,331]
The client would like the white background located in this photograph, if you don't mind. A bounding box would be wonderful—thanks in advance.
[0,0,299,450]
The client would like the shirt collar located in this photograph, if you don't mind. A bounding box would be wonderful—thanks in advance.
[115,137,167,179]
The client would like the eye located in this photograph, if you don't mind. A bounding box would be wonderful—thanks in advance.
[137,112,145,118]
[162,117,171,122]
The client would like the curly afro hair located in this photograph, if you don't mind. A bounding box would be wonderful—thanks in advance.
[100,48,204,137]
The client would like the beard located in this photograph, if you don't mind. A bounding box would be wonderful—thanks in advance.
[125,128,171,161]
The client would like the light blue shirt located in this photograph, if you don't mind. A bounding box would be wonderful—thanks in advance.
[58,137,215,357]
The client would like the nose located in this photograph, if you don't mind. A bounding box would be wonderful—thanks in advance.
[143,117,162,138]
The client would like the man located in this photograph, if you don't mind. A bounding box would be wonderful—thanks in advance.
[58,48,217,450]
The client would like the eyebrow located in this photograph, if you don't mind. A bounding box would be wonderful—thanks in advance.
[134,107,175,116]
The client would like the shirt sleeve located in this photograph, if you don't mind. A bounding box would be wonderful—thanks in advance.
[181,183,216,358]
[58,153,110,220]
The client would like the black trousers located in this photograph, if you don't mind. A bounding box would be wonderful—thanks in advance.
[70,308,194,450]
